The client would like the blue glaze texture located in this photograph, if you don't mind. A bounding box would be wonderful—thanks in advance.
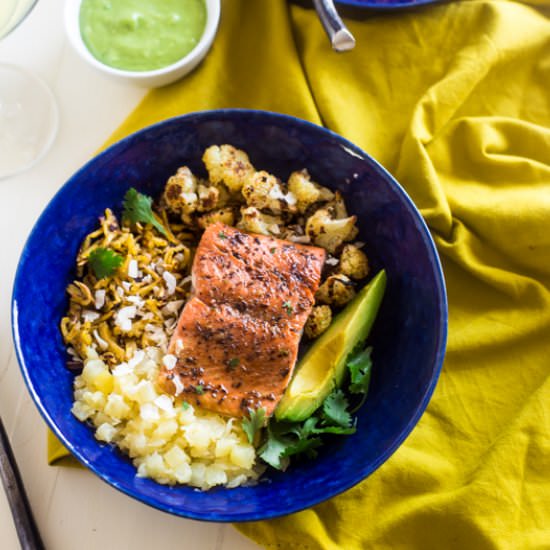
[336,0,442,8]
[12,109,447,522]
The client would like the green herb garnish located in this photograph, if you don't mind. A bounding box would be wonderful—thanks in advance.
[122,187,167,236]
[87,247,123,279]
[347,346,373,395]
[181,401,190,411]
[218,231,227,240]
[195,385,204,395]
[321,389,354,428]
[242,407,266,445]
[258,389,356,471]
[283,301,293,315]
[228,357,240,369]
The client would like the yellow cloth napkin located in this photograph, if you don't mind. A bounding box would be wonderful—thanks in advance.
[49,0,550,547]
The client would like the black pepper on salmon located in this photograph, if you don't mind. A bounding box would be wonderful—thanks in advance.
[159,222,326,417]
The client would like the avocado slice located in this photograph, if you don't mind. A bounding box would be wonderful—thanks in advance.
[275,269,386,422]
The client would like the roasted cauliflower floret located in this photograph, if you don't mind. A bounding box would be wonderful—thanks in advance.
[198,207,236,229]
[305,207,358,254]
[288,169,334,213]
[202,145,255,193]
[196,183,219,212]
[316,274,356,307]
[328,191,350,219]
[242,171,297,215]
[236,207,283,236]
[304,305,333,339]
[339,244,369,280]
[162,166,198,215]
[279,224,311,244]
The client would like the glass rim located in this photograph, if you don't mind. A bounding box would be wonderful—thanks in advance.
[1,0,39,41]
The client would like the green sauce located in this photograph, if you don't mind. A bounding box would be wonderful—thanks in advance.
[80,0,207,72]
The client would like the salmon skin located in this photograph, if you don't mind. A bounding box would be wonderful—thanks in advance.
[160,222,326,417]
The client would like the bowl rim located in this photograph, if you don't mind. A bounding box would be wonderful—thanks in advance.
[11,109,448,522]
[64,0,221,79]
[335,0,443,8]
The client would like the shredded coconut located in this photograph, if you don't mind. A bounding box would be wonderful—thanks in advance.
[115,306,137,332]
[128,259,140,279]
[127,295,145,308]
[172,375,184,396]
[161,300,184,316]
[162,354,177,370]
[92,329,109,350]
[94,290,106,309]
[163,271,177,295]
[82,310,100,323]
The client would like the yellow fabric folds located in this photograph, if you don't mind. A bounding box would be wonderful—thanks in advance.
[49,0,550,547]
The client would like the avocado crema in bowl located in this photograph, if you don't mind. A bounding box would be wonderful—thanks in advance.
[65,0,221,87]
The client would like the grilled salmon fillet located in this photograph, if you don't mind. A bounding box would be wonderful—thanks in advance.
[160,222,326,417]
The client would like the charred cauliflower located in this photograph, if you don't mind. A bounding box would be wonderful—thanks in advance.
[236,207,283,236]
[202,145,255,193]
[196,183,220,213]
[339,244,369,280]
[242,171,297,215]
[305,207,358,254]
[162,166,199,216]
[304,305,332,339]
[288,169,334,213]
[198,207,236,229]
[316,274,356,307]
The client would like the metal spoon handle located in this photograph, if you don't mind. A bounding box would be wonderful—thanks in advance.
[0,417,44,550]
[312,0,356,52]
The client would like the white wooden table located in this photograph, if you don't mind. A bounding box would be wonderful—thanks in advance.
[0,1,261,548]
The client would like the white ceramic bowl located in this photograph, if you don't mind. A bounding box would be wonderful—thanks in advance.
[65,0,220,88]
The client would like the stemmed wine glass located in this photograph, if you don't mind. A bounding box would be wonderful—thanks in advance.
[0,0,58,179]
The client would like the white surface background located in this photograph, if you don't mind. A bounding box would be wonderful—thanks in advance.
[0,1,261,548]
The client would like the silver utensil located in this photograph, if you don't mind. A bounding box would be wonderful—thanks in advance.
[312,0,356,52]
[0,417,44,549]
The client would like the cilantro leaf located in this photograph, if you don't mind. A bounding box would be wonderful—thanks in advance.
[282,301,293,315]
[313,425,356,435]
[241,407,266,445]
[227,357,240,369]
[322,389,353,428]
[195,385,204,395]
[258,427,291,470]
[122,188,167,236]
[281,435,323,460]
[87,247,123,279]
[181,401,190,411]
[347,346,373,395]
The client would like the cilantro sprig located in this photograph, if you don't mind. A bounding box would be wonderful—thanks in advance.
[348,346,373,395]
[258,391,356,471]
[87,247,123,279]
[242,407,266,444]
[253,343,375,471]
[122,188,167,236]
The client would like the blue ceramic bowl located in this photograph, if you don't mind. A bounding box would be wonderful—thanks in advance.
[335,0,442,9]
[12,110,447,522]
